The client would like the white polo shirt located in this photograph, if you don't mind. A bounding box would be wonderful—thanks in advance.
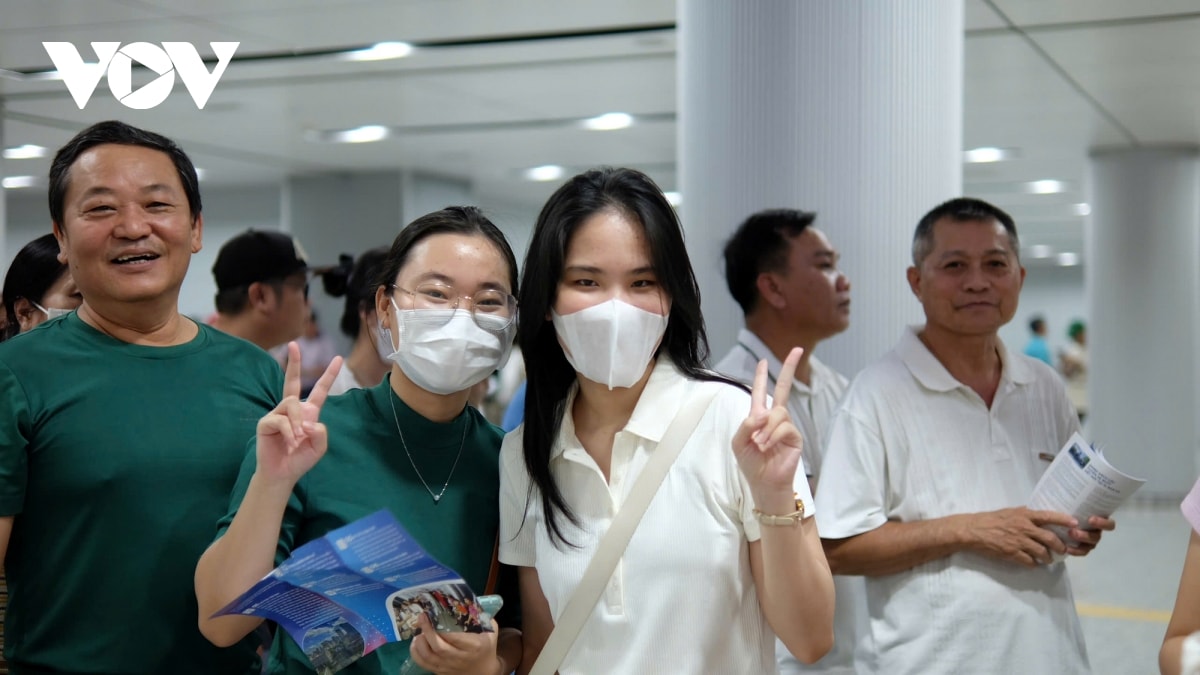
[815,326,1088,675]
[716,329,865,675]
[498,359,781,675]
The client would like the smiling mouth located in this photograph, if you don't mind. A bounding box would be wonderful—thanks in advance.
[112,253,160,265]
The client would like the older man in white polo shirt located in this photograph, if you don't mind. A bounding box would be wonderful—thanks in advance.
[814,197,1115,675]
[714,208,865,675]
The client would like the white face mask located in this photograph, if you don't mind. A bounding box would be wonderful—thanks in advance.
[33,301,73,320]
[552,298,669,390]
[381,303,516,396]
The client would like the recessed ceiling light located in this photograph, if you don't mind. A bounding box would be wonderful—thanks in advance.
[318,125,390,144]
[1073,203,1091,216]
[2,176,38,189]
[3,144,47,159]
[524,165,565,182]
[1027,179,1067,194]
[1057,252,1080,267]
[963,147,1017,163]
[663,191,682,206]
[1029,244,1054,259]
[581,112,634,131]
[344,42,414,61]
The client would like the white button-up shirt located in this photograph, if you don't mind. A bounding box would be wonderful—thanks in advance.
[815,326,1088,675]
[716,329,864,675]
[499,359,781,674]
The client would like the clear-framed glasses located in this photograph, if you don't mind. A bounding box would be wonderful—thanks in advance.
[392,282,517,330]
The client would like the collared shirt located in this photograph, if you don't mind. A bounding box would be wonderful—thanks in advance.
[498,359,780,674]
[815,326,1088,675]
[715,329,849,480]
[716,329,862,675]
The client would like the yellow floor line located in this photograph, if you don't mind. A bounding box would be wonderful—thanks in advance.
[1076,602,1172,623]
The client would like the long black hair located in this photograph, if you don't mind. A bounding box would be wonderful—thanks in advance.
[518,167,746,548]
[2,234,70,342]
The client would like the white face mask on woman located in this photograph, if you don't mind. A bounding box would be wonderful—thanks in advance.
[33,301,73,320]
[552,298,669,390]
[379,303,515,395]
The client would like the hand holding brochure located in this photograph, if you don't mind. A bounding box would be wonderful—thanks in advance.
[1028,432,1145,547]
[213,510,495,675]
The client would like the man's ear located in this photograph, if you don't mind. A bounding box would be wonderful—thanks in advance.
[52,222,68,264]
[755,272,787,310]
[906,266,922,298]
[247,282,272,311]
[190,213,204,254]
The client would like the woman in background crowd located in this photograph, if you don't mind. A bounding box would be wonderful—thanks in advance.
[325,246,391,396]
[1,233,81,341]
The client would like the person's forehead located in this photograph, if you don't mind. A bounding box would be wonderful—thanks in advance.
[66,143,182,193]
[930,217,1012,249]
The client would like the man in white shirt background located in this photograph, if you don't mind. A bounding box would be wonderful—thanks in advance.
[814,197,1115,675]
[714,208,863,675]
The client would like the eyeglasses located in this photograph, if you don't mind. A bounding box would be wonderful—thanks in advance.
[392,282,517,330]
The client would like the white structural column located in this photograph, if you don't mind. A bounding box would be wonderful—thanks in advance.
[1087,148,1200,496]
[677,0,962,375]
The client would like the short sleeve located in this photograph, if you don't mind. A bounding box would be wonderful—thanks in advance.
[814,406,890,539]
[498,427,536,566]
[1183,477,1200,534]
[0,362,31,515]
[214,436,306,564]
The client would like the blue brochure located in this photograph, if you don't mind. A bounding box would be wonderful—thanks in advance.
[214,510,493,675]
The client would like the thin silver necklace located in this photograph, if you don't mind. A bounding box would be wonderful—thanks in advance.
[387,392,468,504]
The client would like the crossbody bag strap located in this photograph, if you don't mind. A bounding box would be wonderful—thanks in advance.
[529,386,721,675]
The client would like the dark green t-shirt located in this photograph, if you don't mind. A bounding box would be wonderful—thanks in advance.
[216,376,510,675]
[0,312,282,675]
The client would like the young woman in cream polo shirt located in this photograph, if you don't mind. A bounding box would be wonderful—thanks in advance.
[499,167,835,674]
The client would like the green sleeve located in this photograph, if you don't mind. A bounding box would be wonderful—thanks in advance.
[0,361,31,515]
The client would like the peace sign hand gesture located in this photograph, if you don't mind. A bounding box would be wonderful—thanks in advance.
[731,347,805,509]
[255,341,343,487]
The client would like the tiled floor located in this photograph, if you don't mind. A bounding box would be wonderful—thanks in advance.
[1067,500,1191,675]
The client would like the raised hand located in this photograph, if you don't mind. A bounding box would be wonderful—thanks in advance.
[731,347,805,509]
[254,342,342,486]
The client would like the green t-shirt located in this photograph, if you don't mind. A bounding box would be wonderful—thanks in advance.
[216,376,511,675]
[0,312,283,675]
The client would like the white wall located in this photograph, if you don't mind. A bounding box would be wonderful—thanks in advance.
[999,263,1087,361]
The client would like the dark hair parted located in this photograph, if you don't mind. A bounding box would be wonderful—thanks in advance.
[333,247,390,338]
[1,234,71,342]
[912,197,1019,267]
[723,208,817,314]
[517,166,747,548]
[376,206,518,297]
[49,120,202,227]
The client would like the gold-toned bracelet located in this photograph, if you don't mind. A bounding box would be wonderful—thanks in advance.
[753,493,807,527]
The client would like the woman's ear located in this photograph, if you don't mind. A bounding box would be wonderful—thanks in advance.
[13,297,39,333]
[375,286,392,330]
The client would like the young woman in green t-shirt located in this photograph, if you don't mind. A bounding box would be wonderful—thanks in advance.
[196,206,522,675]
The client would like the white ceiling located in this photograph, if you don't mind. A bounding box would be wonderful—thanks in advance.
[5,0,1200,265]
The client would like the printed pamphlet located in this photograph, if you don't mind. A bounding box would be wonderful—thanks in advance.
[1028,432,1146,547]
[214,510,493,675]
